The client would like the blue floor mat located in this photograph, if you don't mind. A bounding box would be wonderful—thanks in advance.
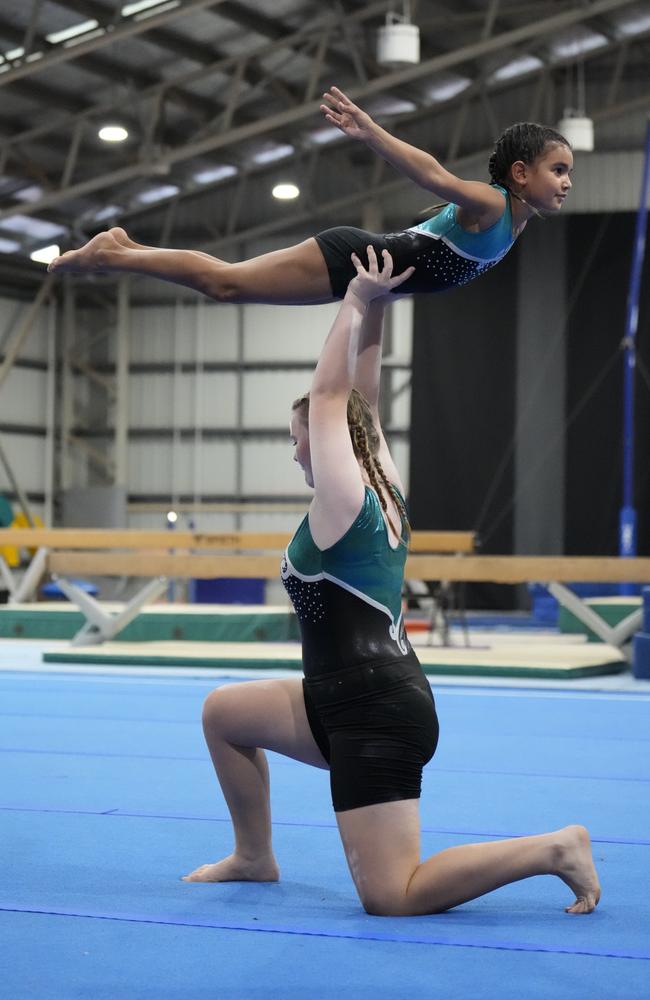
[1,670,649,999]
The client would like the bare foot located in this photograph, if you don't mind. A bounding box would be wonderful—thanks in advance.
[554,825,601,914]
[47,229,128,274]
[109,227,144,250]
[182,852,280,883]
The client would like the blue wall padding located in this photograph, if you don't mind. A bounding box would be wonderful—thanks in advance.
[632,630,650,679]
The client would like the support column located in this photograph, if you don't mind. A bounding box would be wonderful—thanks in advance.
[60,277,76,491]
[114,276,130,486]
[514,221,567,555]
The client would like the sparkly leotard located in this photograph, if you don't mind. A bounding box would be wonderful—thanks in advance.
[314,184,516,297]
[281,486,439,812]
[281,487,410,676]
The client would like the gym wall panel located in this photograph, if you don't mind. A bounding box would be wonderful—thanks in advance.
[242,440,311,496]
[242,371,314,427]
[128,371,239,428]
[565,212,650,556]
[0,434,47,492]
[0,367,48,425]
[128,439,238,495]
[242,302,336,362]
[409,246,519,550]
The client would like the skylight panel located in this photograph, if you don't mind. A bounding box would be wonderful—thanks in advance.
[193,165,238,185]
[0,237,21,254]
[491,55,544,82]
[122,0,180,18]
[46,20,99,45]
[93,205,122,222]
[551,32,608,59]
[1,215,66,240]
[308,127,344,146]
[427,76,471,103]
[13,186,44,203]
[136,184,180,204]
[370,97,417,116]
[251,144,294,165]
[615,10,650,36]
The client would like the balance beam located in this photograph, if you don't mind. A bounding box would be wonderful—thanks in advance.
[402,555,650,584]
[0,528,476,554]
[44,552,650,583]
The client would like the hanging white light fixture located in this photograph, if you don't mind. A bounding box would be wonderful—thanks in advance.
[377,3,420,67]
[557,56,594,152]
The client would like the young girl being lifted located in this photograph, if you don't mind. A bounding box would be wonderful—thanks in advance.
[48,87,573,305]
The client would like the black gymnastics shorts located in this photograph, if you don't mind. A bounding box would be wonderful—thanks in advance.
[314,225,443,298]
[302,652,439,813]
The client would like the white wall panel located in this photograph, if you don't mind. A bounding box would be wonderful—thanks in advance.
[389,298,413,362]
[390,380,412,430]
[128,373,174,428]
[123,302,240,364]
[0,435,47,492]
[388,439,410,495]
[128,372,239,428]
[240,511,307,533]
[196,303,240,362]
[126,510,239,532]
[0,294,51,363]
[243,303,336,361]
[242,440,311,496]
[0,368,48,425]
[242,371,312,427]
[195,373,239,426]
[128,440,237,494]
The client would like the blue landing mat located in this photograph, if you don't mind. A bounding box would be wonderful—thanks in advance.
[1,671,650,999]
[2,808,649,960]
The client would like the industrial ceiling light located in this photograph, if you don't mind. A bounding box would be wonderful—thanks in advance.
[557,54,594,152]
[272,183,300,200]
[377,3,420,67]
[98,124,129,143]
[30,244,60,265]
[557,112,594,152]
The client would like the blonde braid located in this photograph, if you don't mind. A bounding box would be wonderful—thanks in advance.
[374,455,411,543]
[352,421,402,541]
[292,388,408,545]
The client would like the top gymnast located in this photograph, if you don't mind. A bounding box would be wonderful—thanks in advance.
[48,86,573,304]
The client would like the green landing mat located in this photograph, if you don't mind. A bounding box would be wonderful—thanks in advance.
[0,602,299,643]
[41,638,628,679]
[559,596,642,642]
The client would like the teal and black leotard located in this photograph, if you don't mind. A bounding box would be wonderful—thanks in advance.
[314,183,515,297]
[281,486,410,675]
[281,487,439,812]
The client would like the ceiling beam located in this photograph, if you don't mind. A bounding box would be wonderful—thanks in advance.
[0,0,228,89]
[52,0,225,64]
[0,1,393,154]
[0,0,638,224]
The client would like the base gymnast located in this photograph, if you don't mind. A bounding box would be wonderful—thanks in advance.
[48,87,573,306]
[181,247,600,916]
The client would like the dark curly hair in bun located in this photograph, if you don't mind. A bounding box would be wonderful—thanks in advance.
[488,123,571,187]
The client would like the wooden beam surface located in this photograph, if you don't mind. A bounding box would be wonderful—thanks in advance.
[47,552,283,579]
[0,529,292,550]
[0,527,476,553]
[403,555,650,583]
[45,552,650,583]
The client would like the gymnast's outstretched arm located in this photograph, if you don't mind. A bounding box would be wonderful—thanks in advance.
[321,86,505,225]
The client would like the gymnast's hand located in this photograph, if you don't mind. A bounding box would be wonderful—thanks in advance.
[347,246,415,305]
[320,86,375,141]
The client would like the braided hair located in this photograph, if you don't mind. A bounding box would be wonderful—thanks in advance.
[488,122,571,188]
[418,121,570,219]
[292,389,410,545]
